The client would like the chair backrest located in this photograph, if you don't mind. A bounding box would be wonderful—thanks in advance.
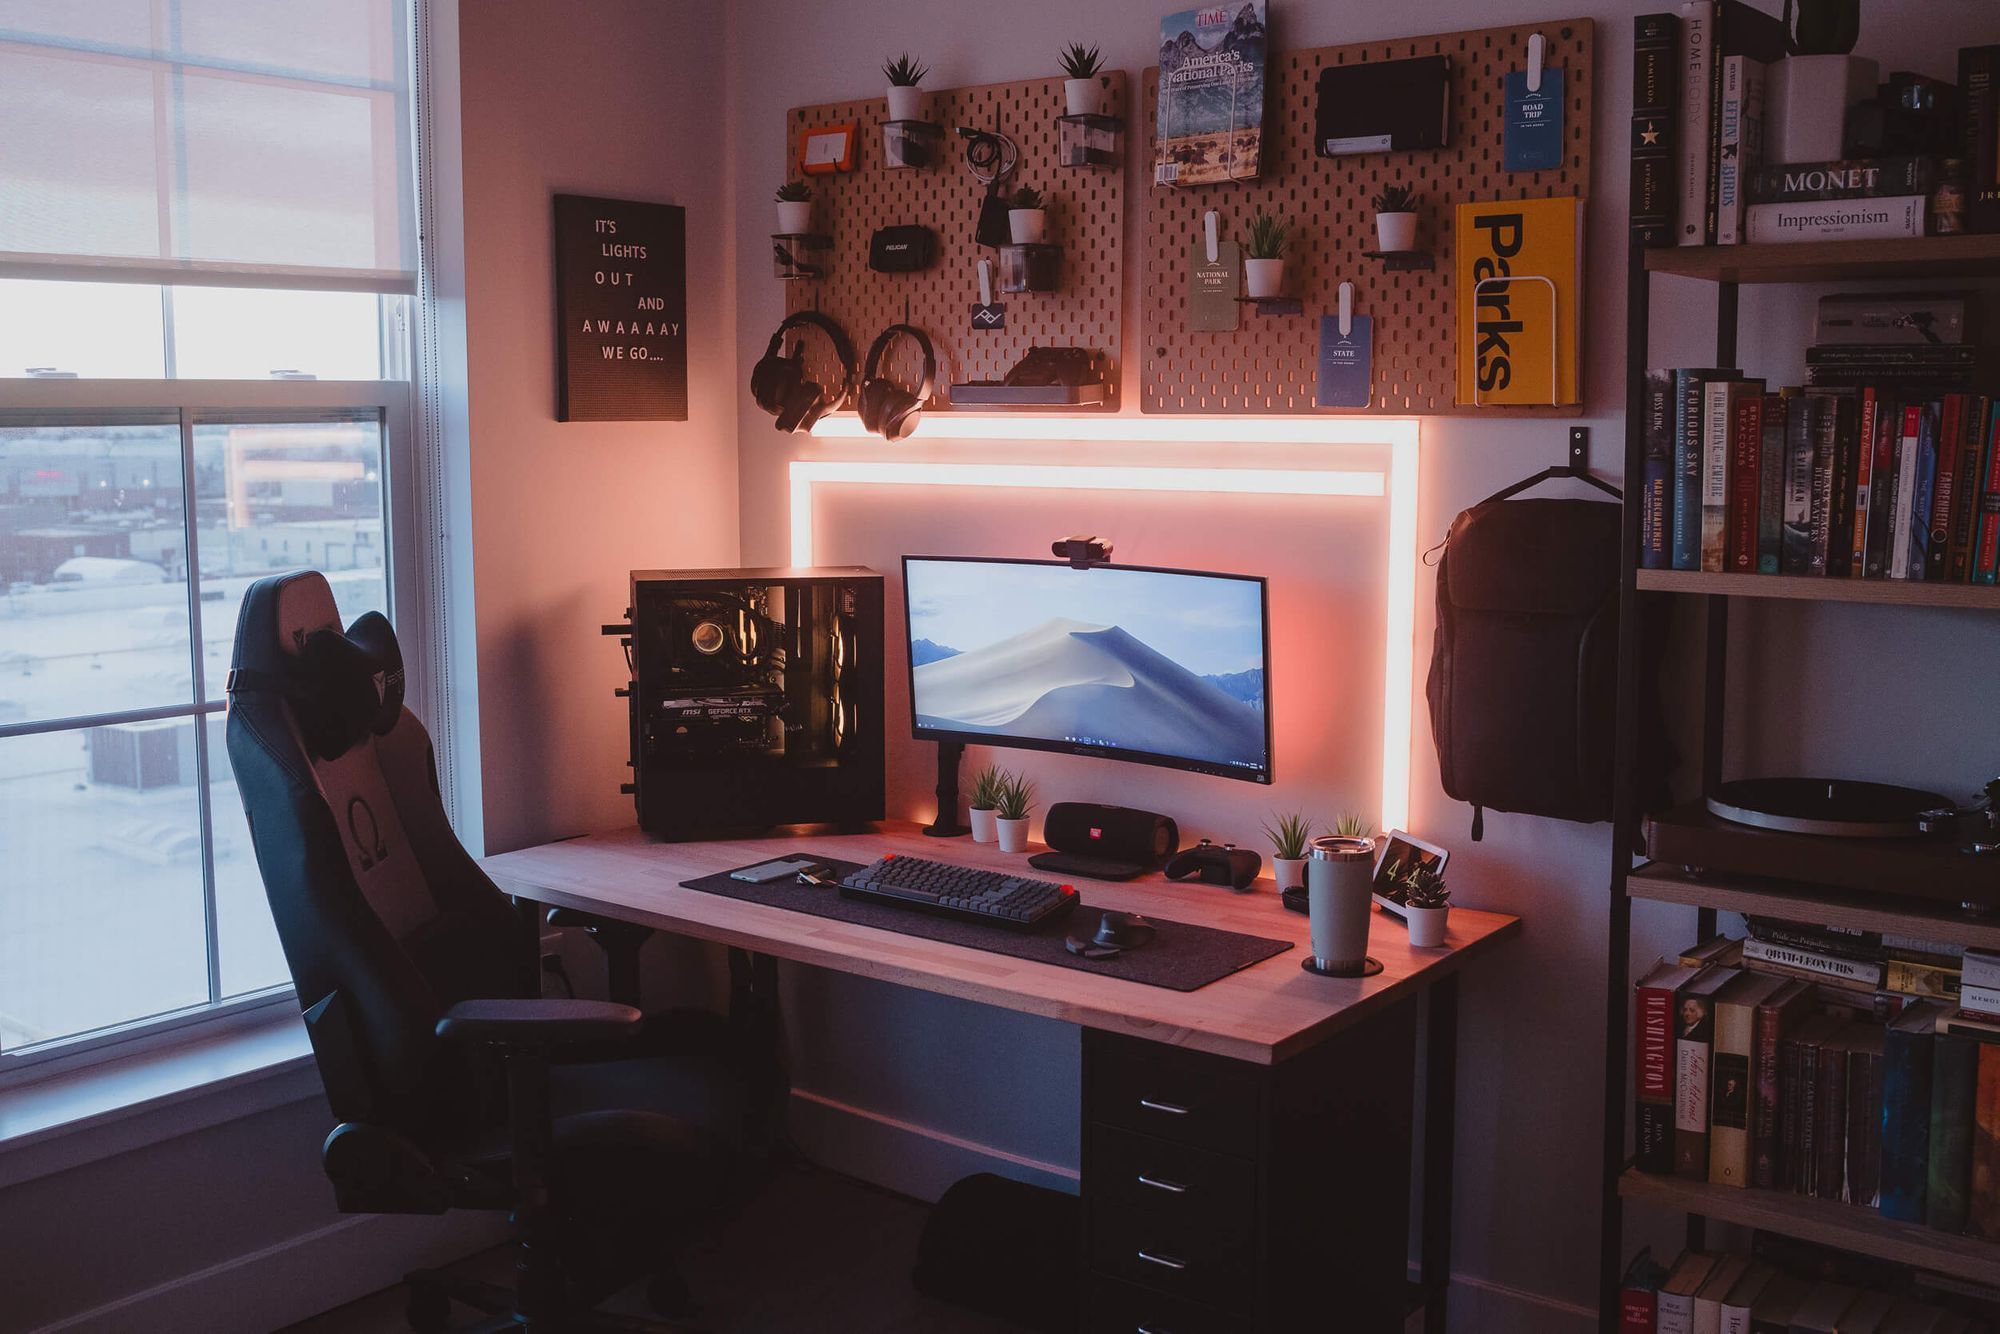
[226,570,528,1141]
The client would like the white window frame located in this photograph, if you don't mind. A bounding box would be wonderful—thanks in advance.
[0,376,421,1089]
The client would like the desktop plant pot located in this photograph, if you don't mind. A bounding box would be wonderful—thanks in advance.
[1064,77,1101,117]
[996,817,1029,854]
[776,200,813,234]
[1244,257,1284,300]
[1374,211,1417,253]
[886,84,926,122]
[969,807,998,843]
[1765,55,1877,164]
[1405,904,1449,948]
[1008,208,1048,245]
[1271,855,1306,891]
[1305,835,1377,975]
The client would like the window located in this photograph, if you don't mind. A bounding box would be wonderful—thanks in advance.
[0,0,423,1077]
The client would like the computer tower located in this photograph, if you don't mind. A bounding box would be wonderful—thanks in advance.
[612,567,884,838]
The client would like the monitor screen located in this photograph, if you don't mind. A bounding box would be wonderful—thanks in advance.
[902,556,1271,783]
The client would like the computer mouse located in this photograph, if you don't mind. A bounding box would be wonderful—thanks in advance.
[1093,910,1155,950]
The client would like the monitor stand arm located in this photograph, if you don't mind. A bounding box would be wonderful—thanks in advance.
[922,740,971,838]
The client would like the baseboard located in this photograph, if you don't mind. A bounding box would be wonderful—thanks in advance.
[786,1085,1078,1202]
[30,1210,509,1334]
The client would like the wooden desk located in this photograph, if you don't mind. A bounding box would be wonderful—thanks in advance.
[484,822,1520,1333]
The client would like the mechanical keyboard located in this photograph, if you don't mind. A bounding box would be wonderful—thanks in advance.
[838,854,1079,930]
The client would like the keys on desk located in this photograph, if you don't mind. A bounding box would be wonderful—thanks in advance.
[838,854,1079,931]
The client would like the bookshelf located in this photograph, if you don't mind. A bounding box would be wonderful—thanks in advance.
[1600,224,2000,1326]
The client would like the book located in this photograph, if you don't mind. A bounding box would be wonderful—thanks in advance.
[1703,378,1737,570]
[1963,949,2000,993]
[1694,1254,1753,1334]
[1869,396,1906,578]
[1890,404,1923,579]
[1661,1250,1719,1334]
[1632,13,1682,247]
[1677,4,1716,245]
[1846,1025,1885,1207]
[1714,55,1764,246]
[1823,389,1861,576]
[1454,195,1582,406]
[1701,2,1786,246]
[1639,958,1706,1173]
[1711,972,1784,1186]
[1676,369,1732,569]
[1948,396,1985,583]
[1747,1272,1808,1334]
[1851,386,1879,576]
[1742,934,1886,992]
[1816,293,1975,346]
[1724,382,1764,572]
[1744,195,1926,243]
[1962,981,2000,1020]
[1927,1028,1978,1234]
[1977,399,2000,583]
[1679,966,1741,1179]
[1805,390,1838,575]
[1813,1025,1853,1201]
[1780,1020,1809,1192]
[1927,394,1964,582]
[1757,390,1791,572]
[1683,935,1745,968]
[1753,977,1813,1189]
[1154,2,1268,186]
[1906,402,1939,580]
[1886,957,1962,1003]
[1962,45,2000,235]
[1882,999,1950,1223]
[1780,392,1815,575]
[1837,1291,1898,1334]
[1642,369,1677,568]
[1806,346,1981,368]
[1623,1247,1670,1334]
[1973,1042,2000,1240]
[1721,1262,1776,1334]
[1790,1282,1863,1334]
[1744,916,1881,959]
[1746,156,1940,204]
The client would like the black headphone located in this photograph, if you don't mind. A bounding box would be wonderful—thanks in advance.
[856,323,937,441]
[751,311,856,434]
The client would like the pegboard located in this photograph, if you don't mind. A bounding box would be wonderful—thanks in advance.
[1141,19,1593,416]
[784,72,1127,412]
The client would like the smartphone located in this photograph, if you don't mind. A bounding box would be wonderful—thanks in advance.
[729,857,819,885]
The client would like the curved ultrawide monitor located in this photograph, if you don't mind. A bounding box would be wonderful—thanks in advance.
[902,556,1272,783]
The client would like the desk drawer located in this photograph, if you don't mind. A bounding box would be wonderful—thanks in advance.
[1084,1277,1249,1334]
[1086,1032,1261,1154]
[1089,1124,1255,1240]
[1088,1199,1254,1311]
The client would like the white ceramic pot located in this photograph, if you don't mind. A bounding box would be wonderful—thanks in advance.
[1765,55,1878,165]
[996,816,1030,853]
[968,807,998,844]
[1008,209,1048,244]
[1375,211,1418,253]
[886,84,925,122]
[1406,905,1449,948]
[1244,257,1284,299]
[1064,77,1101,117]
[1272,856,1306,891]
[775,200,812,234]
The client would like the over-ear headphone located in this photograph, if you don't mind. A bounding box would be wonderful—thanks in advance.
[750,311,856,434]
[856,324,937,441]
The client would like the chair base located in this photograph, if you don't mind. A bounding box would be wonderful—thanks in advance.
[405,1267,701,1333]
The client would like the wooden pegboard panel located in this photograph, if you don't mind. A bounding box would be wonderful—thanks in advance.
[784,73,1127,411]
[1141,19,1593,416]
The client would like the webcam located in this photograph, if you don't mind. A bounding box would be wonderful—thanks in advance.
[1051,536,1113,569]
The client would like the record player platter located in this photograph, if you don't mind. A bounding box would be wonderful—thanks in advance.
[1705,777,1951,839]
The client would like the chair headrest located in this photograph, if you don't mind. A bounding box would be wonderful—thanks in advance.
[230,571,405,761]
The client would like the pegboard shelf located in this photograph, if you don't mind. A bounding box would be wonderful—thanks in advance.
[1362,250,1436,272]
[1140,18,1593,416]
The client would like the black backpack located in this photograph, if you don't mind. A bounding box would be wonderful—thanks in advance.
[1425,495,1637,840]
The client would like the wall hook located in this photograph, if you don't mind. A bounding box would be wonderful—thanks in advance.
[1204,211,1220,264]
[977,259,993,307]
[1337,281,1355,337]
[1526,31,1545,92]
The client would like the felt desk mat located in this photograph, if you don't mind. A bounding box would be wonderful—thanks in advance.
[681,857,1292,993]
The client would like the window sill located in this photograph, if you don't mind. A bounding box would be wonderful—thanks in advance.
[0,1010,319,1189]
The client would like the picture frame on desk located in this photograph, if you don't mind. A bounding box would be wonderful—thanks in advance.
[1371,829,1450,920]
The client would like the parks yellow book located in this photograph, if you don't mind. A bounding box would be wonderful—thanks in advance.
[1454,195,1583,406]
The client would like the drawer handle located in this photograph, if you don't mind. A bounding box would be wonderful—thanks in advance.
[1137,1097,1190,1116]
[1136,1174,1188,1194]
[1137,1326,1174,1334]
[1136,1249,1188,1272]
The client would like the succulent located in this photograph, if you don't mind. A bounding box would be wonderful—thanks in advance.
[1245,211,1290,260]
[1400,862,1450,910]
[1263,810,1315,861]
[969,763,1006,811]
[996,773,1036,822]
[883,52,930,86]
[774,180,812,203]
[1372,183,1418,214]
[1333,812,1374,839]
[1783,0,1859,56]
[1008,185,1045,211]
[1058,43,1104,80]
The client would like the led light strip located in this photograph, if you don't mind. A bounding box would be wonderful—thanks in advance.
[812,414,1419,446]
[788,442,1419,830]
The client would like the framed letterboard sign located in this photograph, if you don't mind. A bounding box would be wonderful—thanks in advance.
[553,194,688,421]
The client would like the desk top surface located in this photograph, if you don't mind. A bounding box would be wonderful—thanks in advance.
[482,822,1520,1065]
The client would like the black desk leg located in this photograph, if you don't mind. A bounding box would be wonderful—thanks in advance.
[1421,973,1459,1334]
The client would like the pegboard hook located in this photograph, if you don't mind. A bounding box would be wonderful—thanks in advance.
[1337,281,1354,338]
[1204,211,1220,265]
[977,259,993,307]
[1526,32,1545,92]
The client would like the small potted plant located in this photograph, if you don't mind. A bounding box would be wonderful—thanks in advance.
[775,180,813,235]
[995,773,1035,853]
[1244,211,1289,299]
[1059,42,1105,117]
[1401,863,1450,947]
[884,52,930,123]
[1263,810,1313,891]
[1372,183,1420,254]
[967,763,1004,843]
[1007,186,1049,244]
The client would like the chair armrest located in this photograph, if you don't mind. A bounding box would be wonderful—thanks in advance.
[435,998,642,1046]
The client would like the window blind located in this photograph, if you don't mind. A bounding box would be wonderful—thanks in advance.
[0,0,416,292]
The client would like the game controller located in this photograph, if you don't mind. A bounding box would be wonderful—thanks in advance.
[1162,838,1262,892]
